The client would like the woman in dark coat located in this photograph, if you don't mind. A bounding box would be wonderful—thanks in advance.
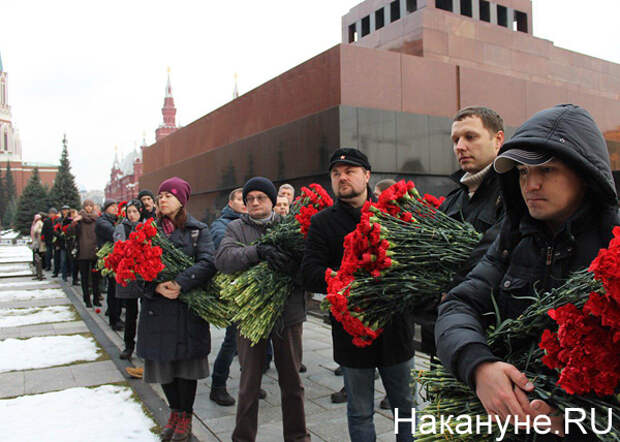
[113,199,143,361]
[136,177,217,442]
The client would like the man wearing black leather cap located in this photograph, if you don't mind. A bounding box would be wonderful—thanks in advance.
[302,148,415,442]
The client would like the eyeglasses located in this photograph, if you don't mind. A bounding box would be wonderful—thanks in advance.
[246,195,268,203]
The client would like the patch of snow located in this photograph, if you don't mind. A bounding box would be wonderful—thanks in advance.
[0,306,75,328]
[0,335,100,373]
[0,385,158,441]
[0,288,65,303]
[0,230,20,240]
[0,263,31,274]
[0,280,55,288]
[0,246,33,261]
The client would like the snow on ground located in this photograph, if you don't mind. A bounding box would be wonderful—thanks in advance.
[0,288,65,303]
[0,385,158,441]
[0,230,20,240]
[0,245,33,261]
[0,306,76,328]
[0,263,31,274]
[0,280,54,288]
[0,335,100,373]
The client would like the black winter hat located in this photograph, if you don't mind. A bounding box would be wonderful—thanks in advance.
[102,199,117,212]
[242,177,277,206]
[126,199,143,212]
[329,148,371,171]
[137,189,154,200]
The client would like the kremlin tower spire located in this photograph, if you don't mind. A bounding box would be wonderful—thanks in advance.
[233,72,239,99]
[155,67,179,142]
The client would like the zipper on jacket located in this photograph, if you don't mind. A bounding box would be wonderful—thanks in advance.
[545,246,553,266]
[541,245,554,291]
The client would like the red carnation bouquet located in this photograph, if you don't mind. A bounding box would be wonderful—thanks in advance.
[323,180,481,348]
[218,184,333,345]
[538,226,620,398]
[415,230,620,441]
[98,218,230,327]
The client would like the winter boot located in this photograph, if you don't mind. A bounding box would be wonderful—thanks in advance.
[209,386,235,406]
[119,348,133,360]
[160,409,181,441]
[83,295,92,308]
[171,411,192,441]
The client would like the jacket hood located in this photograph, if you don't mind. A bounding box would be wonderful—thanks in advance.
[220,204,243,221]
[498,104,617,228]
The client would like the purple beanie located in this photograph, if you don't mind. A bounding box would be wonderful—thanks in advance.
[158,177,191,206]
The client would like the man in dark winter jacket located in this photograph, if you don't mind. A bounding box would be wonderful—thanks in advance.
[209,187,246,406]
[95,200,122,331]
[302,148,415,442]
[138,189,157,220]
[435,104,619,440]
[216,177,310,442]
[418,107,507,357]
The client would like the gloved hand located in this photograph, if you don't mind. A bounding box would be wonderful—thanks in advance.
[257,244,299,275]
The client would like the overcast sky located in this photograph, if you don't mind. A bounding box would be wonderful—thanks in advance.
[1,0,619,191]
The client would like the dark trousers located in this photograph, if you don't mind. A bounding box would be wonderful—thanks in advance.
[106,276,121,326]
[68,254,78,283]
[53,248,61,275]
[60,249,68,280]
[78,260,100,302]
[44,246,52,270]
[162,378,197,413]
[233,322,309,442]
[211,324,238,388]
[123,298,139,350]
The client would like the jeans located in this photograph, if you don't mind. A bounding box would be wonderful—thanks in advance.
[342,358,415,442]
[53,248,61,275]
[44,246,52,270]
[211,324,238,388]
[60,249,68,280]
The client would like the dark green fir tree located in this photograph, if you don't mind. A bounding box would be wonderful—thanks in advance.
[15,168,49,235]
[49,134,81,209]
[2,162,17,226]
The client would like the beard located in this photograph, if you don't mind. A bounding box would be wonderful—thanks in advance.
[335,184,364,200]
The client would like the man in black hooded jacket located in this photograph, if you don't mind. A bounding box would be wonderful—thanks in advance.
[435,104,619,439]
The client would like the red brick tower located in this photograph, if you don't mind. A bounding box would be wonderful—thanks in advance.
[155,67,178,142]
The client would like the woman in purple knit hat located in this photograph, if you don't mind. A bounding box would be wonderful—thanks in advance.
[136,177,217,442]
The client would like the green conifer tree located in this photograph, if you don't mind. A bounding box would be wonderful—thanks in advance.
[15,168,49,235]
[2,162,17,226]
[49,134,81,209]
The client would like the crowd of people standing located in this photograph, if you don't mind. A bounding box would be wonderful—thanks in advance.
[25,103,615,442]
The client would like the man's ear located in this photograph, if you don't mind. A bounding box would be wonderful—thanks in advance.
[495,131,505,152]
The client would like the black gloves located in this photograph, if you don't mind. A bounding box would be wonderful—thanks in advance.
[256,244,300,276]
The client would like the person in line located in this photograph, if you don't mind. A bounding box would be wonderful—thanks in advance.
[278,183,295,204]
[96,199,122,330]
[435,104,619,439]
[137,177,217,442]
[30,213,45,280]
[71,200,101,308]
[373,178,396,200]
[42,207,57,271]
[138,189,157,220]
[274,196,290,216]
[66,208,80,286]
[113,199,144,361]
[302,148,415,442]
[216,177,310,442]
[209,188,247,407]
